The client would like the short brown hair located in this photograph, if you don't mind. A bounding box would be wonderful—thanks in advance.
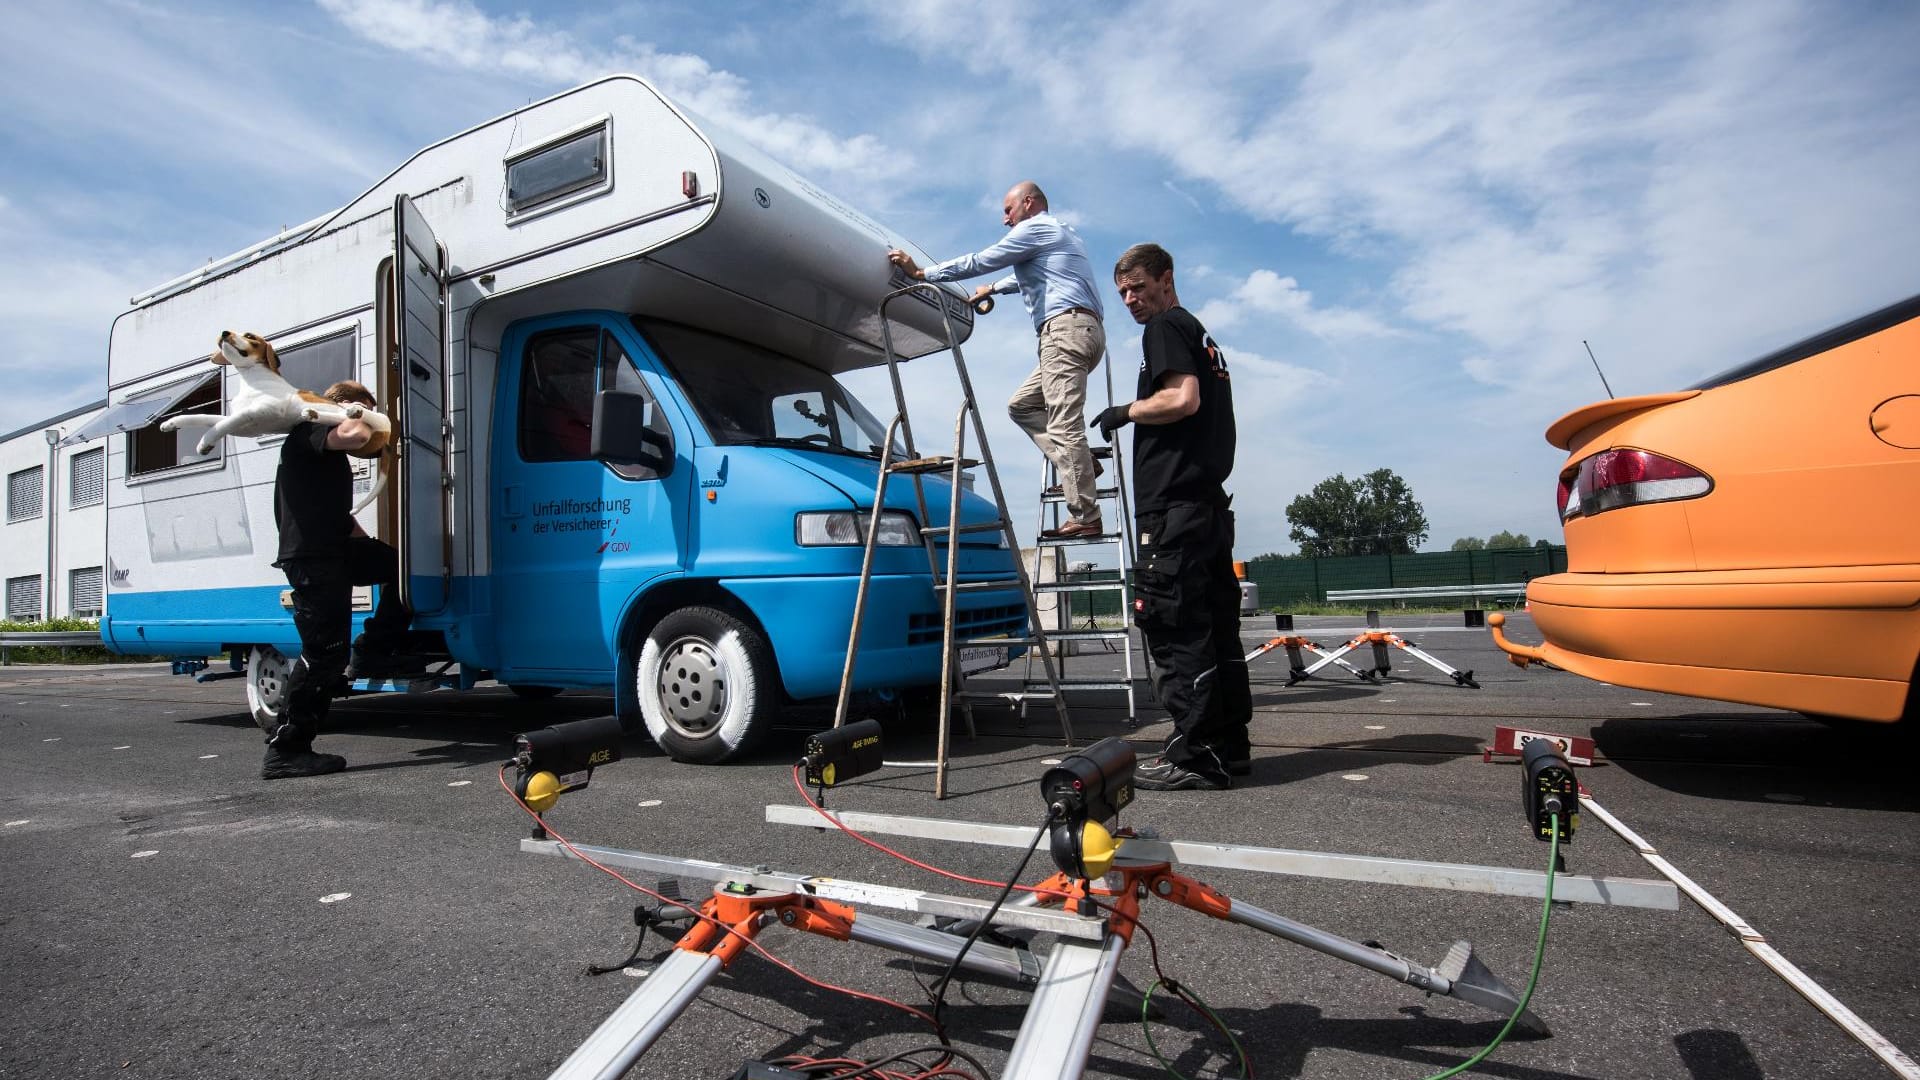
[324,380,376,409]
[1114,243,1173,280]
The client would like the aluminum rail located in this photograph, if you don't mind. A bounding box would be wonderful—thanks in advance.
[764,805,1679,910]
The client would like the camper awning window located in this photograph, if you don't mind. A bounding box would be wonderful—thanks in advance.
[58,372,218,448]
[505,124,609,215]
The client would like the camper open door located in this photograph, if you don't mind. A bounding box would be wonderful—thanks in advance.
[391,194,451,614]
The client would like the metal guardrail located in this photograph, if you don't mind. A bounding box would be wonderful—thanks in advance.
[1324,583,1528,605]
[0,630,104,664]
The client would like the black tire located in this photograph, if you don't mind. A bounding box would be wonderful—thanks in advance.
[633,606,778,764]
[508,684,564,700]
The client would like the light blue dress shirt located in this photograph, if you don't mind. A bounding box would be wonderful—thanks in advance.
[920,212,1105,332]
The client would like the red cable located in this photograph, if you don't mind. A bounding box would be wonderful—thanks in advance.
[496,765,939,1032]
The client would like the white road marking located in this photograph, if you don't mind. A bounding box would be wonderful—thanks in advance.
[1342,774,1370,782]
[319,893,352,904]
[623,964,652,978]
[448,780,472,787]
[198,755,219,760]
[1040,759,1063,766]
[5,820,29,827]
[113,745,131,750]
[42,737,61,742]
[1364,725,1386,730]
[637,799,664,808]
[1630,702,1654,707]
[131,850,159,859]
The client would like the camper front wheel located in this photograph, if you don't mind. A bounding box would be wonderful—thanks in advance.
[246,645,294,732]
[635,606,775,764]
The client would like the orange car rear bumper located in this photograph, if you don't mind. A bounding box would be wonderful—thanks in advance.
[1490,568,1920,722]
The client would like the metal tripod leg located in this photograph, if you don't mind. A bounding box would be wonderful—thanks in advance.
[545,948,722,1080]
[1000,937,1129,1080]
[1300,636,1378,681]
[1391,636,1480,688]
[1219,896,1546,1033]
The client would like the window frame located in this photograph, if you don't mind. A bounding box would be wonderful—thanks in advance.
[68,565,104,618]
[126,371,225,484]
[5,574,43,622]
[504,116,614,223]
[68,447,105,509]
[7,465,44,523]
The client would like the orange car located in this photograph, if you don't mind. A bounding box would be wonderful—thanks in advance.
[1491,293,1920,722]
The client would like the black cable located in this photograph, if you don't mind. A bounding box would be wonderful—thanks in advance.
[926,813,1052,1028]
[793,1042,994,1079]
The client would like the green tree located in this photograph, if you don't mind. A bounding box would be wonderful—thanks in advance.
[1286,468,1430,557]
[1450,536,1486,551]
[1486,530,1532,549]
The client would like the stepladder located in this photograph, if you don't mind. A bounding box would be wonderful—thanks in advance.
[1018,350,1144,727]
[830,283,1074,797]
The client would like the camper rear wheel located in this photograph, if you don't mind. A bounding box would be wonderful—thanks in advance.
[245,645,293,733]
[635,606,775,764]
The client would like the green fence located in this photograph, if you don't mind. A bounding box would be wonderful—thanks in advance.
[1243,546,1568,607]
[1049,545,1568,620]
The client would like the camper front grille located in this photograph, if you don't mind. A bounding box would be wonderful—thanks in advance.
[907,602,1027,646]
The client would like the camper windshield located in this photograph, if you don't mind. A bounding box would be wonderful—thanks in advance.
[638,319,904,458]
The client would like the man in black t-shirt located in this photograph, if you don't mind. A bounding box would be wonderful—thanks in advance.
[265,381,414,780]
[1092,243,1252,791]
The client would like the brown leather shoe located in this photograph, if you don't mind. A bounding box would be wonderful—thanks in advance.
[1042,518,1105,539]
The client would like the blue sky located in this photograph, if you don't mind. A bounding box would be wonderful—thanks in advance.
[3,0,1916,552]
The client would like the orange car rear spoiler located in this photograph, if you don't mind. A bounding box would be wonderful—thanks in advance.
[1545,392,1700,450]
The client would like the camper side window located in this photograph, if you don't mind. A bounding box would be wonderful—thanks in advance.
[505,125,609,216]
[129,374,222,477]
[276,331,355,398]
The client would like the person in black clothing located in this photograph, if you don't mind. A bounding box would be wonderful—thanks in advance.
[1092,243,1252,791]
[265,380,416,780]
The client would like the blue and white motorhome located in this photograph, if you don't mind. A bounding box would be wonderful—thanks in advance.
[73,75,1026,763]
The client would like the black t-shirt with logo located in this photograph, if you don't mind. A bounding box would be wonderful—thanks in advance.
[1132,306,1235,513]
[274,422,353,564]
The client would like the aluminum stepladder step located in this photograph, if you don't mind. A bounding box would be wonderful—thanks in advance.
[830,283,1073,798]
[1022,349,1143,727]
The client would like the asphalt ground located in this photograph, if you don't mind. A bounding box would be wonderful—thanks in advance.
[2,612,1916,1080]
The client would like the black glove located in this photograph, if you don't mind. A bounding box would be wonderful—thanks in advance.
[1091,404,1133,441]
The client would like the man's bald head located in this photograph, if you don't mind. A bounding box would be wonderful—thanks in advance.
[1001,181,1048,226]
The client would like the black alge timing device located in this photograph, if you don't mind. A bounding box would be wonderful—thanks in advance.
[804,719,884,787]
[513,715,625,813]
[1521,738,1577,844]
[1040,737,1136,879]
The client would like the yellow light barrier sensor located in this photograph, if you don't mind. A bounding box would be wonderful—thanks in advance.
[1040,737,1136,880]
[803,719,885,789]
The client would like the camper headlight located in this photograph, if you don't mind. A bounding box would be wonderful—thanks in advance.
[795,510,919,547]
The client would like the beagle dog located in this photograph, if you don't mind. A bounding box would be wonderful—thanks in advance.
[160,330,393,510]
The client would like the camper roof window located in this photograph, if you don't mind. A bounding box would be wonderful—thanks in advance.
[506,124,609,216]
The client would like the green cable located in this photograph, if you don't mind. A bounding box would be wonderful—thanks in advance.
[1420,813,1561,1080]
[1140,977,1250,1080]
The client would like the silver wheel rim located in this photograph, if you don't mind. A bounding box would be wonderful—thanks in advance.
[247,645,292,730]
[654,635,729,739]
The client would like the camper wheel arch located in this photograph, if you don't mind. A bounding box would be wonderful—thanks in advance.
[615,581,784,763]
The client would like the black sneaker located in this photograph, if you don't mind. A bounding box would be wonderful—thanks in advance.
[1134,757,1230,791]
[1226,758,1253,777]
[262,746,347,780]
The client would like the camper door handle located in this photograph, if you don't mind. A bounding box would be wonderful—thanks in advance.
[410,361,431,380]
[502,484,524,518]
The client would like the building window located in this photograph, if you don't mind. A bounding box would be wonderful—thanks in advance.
[505,123,609,215]
[69,448,105,509]
[69,566,104,618]
[129,373,222,477]
[6,575,42,622]
[277,331,357,398]
[7,466,43,523]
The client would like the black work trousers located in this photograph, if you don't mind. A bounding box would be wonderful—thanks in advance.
[1131,501,1252,773]
[277,538,411,745]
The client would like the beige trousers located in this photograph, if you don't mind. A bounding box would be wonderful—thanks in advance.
[1008,310,1107,523]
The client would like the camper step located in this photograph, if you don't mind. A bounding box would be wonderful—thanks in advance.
[1033,580,1124,594]
[1036,531,1123,548]
[1040,629,1131,642]
[1040,487,1122,504]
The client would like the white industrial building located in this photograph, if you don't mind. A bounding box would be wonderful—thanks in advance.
[2,402,110,622]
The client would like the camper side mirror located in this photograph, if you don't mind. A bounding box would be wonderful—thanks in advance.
[590,390,667,468]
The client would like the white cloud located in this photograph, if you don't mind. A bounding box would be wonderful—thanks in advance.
[315,0,903,181]
[1195,269,1399,341]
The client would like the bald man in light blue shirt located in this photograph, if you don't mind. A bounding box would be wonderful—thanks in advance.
[889,181,1108,536]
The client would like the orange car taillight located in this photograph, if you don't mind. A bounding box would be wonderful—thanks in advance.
[1564,449,1712,519]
